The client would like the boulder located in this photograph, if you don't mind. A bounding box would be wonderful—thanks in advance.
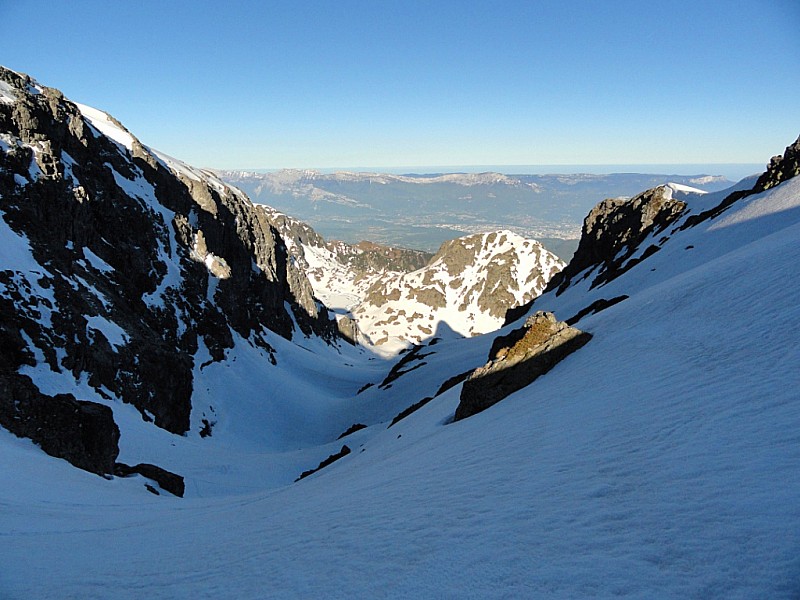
[455,312,591,421]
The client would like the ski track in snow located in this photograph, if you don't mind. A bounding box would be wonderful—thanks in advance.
[2,169,800,597]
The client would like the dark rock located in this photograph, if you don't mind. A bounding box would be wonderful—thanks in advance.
[546,186,687,295]
[682,134,800,229]
[115,462,185,497]
[0,66,340,474]
[295,445,351,481]
[389,397,433,428]
[337,423,367,439]
[435,370,472,396]
[565,295,629,326]
[378,345,433,389]
[455,312,592,421]
[0,373,119,475]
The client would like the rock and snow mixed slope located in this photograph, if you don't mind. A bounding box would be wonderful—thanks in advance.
[0,66,337,478]
[1,65,799,598]
[351,230,564,352]
[259,206,564,353]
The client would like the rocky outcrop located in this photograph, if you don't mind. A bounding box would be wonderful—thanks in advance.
[546,186,686,295]
[114,462,185,497]
[0,67,337,476]
[295,445,351,481]
[0,373,119,475]
[455,312,591,421]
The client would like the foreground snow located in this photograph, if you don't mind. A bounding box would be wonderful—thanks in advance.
[2,177,800,598]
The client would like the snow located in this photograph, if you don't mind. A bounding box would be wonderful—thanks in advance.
[666,181,707,195]
[85,314,129,349]
[1,172,799,597]
[75,102,135,151]
[0,79,16,104]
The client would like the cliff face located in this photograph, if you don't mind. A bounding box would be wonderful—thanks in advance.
[0,67,336,473]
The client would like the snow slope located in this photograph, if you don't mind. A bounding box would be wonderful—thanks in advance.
[1,172,799,598]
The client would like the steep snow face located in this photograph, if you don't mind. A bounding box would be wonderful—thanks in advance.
[352,231,564,352]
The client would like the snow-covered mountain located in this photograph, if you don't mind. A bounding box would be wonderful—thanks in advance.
[259,205,563,353]
[2,66,799,598]
[351,231,563,352]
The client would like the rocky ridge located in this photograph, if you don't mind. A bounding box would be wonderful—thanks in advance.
[455,311,592,421]
[0,67,336,475]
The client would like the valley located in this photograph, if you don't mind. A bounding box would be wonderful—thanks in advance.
[1,65,798,599]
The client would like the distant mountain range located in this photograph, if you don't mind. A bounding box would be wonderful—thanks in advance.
[220,168,736,258]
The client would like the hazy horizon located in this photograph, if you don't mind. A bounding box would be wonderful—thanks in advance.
[228,163,764,182]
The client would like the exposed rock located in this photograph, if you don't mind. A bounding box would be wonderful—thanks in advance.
[0,373,119,475]
[115,462,185,497]
[682,134,800,229]
[389,397,434,427]
[295,445,351,481]
[546,186,686,295]
[565,295,629,326]
[378,345,433,389]
[0,66,337,475]
[337,423,367,439]
[455,312,592,421]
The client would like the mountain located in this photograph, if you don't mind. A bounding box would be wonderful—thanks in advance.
[0,66,337,477]
[220,168,736,256]
[350,231,564,351]
[1,66,799,598]
[258,205,563,352]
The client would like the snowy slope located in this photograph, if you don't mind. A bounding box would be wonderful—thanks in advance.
[3,163,799,598]
[2,66,799,597]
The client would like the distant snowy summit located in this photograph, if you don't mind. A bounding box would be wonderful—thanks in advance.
[351,231,563,352]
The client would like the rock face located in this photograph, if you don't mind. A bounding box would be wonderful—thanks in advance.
[0,67,336,475]
[0,373,120,475]
[455,312,591,421]
[547,185,687,295]
[114,462,185,497]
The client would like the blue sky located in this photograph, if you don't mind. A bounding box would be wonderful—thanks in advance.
[2,0,798,169]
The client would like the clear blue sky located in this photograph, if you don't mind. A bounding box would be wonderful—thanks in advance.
[2,0,798,169]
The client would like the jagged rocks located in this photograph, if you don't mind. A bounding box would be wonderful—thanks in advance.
[547,186,686,295]
[682,134,800,229]
[454,312,591,421]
